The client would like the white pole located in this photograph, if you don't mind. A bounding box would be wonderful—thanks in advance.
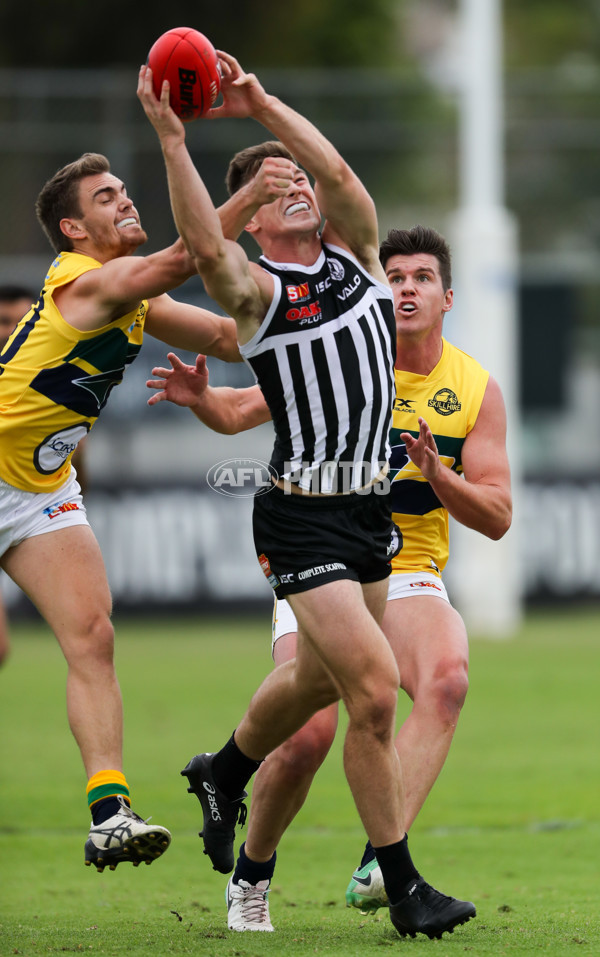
[445,0,523,637]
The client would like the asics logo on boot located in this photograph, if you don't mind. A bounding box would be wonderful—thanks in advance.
[202,781,221,821]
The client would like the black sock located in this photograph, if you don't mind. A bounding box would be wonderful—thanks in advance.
[373,835,420,905]
[359,840,376,868]
[211,731,262,800]
[232,842,277,885]
[91,796,126,825]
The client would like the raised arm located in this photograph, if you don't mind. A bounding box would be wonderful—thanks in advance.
[211,51,382,275]
[218,156,297,240]
[55,237,197,331]
[400,377,512,540]
[137,65,273,342]
[146,352,271,434]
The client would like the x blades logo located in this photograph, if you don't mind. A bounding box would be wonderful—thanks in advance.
[394,397,416,411]
[206,458,279,497]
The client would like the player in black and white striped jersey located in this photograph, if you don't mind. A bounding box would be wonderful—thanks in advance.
[139,51,475,940]
[244,242,395,496]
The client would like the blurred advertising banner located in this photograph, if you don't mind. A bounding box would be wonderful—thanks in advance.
[2,479,600,614]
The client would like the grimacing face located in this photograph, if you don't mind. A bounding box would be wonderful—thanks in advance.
[248,167,321,241]
[63,173,147,258]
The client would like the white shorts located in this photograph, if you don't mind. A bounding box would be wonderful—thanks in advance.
[271,571,449,648]
[0,469,89,559]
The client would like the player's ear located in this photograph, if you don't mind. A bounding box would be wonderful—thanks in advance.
[60,218,87,241]
[443,288,454,313]
[244,218,259,235]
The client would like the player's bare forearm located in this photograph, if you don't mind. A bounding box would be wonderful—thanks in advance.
[253,96,378,249]
[145,297,241,363]
[210,52,377,251]
[425,465,512,540]
[401,413,512,540]
[190,385,270,434]
[139,64,230,265]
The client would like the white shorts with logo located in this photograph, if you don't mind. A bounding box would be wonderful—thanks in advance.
[271,571,449,648]
[0,469,89,559]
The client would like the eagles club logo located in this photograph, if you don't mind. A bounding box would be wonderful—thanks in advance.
[428,388,461,416]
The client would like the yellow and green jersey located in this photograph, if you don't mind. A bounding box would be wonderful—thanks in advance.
[389,338,489,576]
[0,251,146,492]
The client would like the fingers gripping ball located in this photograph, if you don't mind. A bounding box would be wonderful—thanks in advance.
[147,27,221,121]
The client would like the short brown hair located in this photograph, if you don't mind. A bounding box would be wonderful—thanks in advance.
[225,140,296,196]
[380,225,452,291]
[35,153,111,254]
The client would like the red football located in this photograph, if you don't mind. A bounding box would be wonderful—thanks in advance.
[147,27,221,121]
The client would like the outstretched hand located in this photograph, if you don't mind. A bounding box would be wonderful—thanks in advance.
[206,50,270,119]
[147,353,209,407]
[137,64,185,145]
[400,417,441,483]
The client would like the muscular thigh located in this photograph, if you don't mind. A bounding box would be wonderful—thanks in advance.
[382,595,468,698]
[289,579,399,700]
[1,525,112,634]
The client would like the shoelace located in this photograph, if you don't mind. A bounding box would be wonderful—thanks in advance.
[116,796,150,825]
[238,885,269,923]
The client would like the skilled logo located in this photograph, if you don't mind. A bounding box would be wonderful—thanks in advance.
[327,258,345,281]
[285,282,310,303]
[428,388,461,416]
[206,458,278,497]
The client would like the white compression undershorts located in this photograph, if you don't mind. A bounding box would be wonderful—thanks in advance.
[271,570,450,649]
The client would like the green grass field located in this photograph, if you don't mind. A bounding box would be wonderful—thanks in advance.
[1,608,599,956]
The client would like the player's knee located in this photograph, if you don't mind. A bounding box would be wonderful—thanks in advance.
[348,680,398,738]
[63,611,115,666]
[429,659,469,721]
[276,709,336,777]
